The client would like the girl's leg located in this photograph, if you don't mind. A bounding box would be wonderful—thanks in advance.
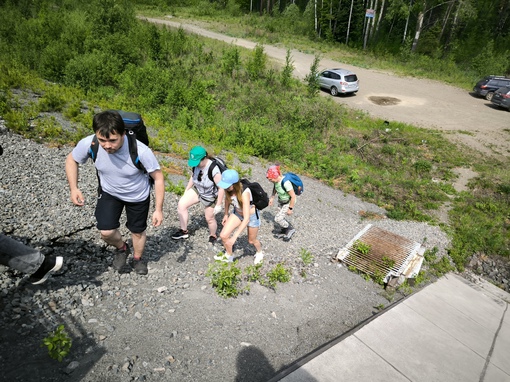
[219,214,242,255]
[204,206,217,237]
[177,188,200,230]
[247,226,262,253]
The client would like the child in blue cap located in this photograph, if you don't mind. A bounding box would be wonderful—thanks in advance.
[214,170,264,264]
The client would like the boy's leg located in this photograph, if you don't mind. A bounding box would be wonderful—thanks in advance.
[125,196,150,259]
[95,192,125,249]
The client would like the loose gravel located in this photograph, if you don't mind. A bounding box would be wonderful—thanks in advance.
[0,125,450,382]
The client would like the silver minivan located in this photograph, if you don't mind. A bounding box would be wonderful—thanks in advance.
[318,68,359,96]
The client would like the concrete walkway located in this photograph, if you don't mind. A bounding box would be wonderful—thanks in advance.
[269,274,510,382]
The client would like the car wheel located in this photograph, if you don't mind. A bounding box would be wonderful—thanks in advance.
[485,92,494,101]
[330,86,338,96]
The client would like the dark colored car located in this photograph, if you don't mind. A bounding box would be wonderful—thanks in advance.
[491,86,510,111]
[473,76,510,101]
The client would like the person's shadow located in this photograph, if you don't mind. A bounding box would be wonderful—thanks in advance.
[235,345,319,382]
[235,345,276,382]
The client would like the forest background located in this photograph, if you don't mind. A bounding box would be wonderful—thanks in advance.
[0,0,509,280]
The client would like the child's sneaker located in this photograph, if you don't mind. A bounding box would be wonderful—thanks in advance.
[254,252,264,265]
[213,253,234,262]
[171,229,189,240]
[208,235,217,245]
[29,255,63,285]
[274,227,287,239]
[283,226,296,242]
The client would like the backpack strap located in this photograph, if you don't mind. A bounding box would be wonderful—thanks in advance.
[207,160,219,182]
[126,131,147,173]
[89,135,100,162]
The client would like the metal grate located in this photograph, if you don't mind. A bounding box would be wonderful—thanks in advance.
[337,224,423,283]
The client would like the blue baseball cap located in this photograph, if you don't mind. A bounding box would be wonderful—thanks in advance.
[217,169,239,189]
[188,146,207,167]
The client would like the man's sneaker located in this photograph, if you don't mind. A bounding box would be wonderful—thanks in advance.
[213,253,234,263]
[113,242,130,271]
[171,229,189,240]
[208,236,217,245]
[29,255,63,285]
[283,226,296,242]
[132,258,148,275]
[254,252,264,265]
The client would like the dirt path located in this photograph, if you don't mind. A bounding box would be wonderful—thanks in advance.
[142,16,510,160]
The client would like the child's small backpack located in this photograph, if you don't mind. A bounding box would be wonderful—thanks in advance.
[281,172,304,196]
[241,179,269,210]
[201,157,228,182]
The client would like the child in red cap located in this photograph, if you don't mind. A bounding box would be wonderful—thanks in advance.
[266,165,296,241]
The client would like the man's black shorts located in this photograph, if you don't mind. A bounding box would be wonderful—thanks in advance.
[95,191,150,233]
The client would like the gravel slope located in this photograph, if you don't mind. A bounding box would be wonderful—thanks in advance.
[0,123,450,382]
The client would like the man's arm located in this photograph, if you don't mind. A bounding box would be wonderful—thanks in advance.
[65,153,85,206]
[150,169,164,227]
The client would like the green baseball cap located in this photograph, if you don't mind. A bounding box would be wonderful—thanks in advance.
[188,146,207,167]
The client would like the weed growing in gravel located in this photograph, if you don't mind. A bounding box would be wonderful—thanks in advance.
[41,324,72,362]
[300,248,314,265]
[265,263,291,289]
[206,260,245,298]
[245,263,263,282]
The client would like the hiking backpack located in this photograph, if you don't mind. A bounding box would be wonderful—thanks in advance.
[241,179,269,210]
[281,172,304,196]
[194,157,228,182]
[116,110,149,147]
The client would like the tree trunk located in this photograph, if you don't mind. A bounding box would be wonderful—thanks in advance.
[374,0,385,41]
[333,0,342,36]
[403,0,412,43]
[346,0,354,44]
[411,1,427,52]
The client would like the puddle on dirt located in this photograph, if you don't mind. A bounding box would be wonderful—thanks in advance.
[369,96,401,106]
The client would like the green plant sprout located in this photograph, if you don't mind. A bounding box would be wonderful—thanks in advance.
[300,248,314,265]
[41,324,72,362]
[206,259,244,298]
[266,263,291,289]
[352,240,371,255]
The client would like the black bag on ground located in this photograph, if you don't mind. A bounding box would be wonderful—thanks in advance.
[241,179,269,210]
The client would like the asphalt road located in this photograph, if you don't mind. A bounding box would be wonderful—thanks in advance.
[143,16,510,160]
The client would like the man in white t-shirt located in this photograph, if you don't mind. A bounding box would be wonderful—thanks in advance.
[65,111,164,275]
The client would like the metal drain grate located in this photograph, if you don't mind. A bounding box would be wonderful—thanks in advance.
[337,224,424,284]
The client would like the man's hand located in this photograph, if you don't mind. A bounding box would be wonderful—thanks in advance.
[70,189,85,206]
[152,210,163,227]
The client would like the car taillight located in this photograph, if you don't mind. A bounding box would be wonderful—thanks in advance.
[340,81,347,85]
[481,85,487,89]
[503,93,510,99]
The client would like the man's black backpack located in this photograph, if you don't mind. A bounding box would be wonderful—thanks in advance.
[241,179,269,210]
[117,110,149,147]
